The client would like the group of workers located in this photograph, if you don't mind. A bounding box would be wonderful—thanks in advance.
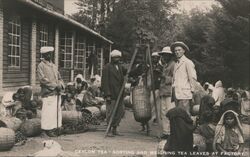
[36,40,249,154]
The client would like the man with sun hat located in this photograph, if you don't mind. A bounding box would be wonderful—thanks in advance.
[158,46,176,139]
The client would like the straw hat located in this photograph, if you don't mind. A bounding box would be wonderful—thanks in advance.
[170,41,189,53]
[159,46,172,55]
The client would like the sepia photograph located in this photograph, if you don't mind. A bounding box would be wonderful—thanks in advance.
[0,0,249,156]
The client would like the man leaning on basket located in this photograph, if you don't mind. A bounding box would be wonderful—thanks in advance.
[37,46,64,137]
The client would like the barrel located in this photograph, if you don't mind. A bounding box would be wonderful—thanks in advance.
[0,128,15,151]
[62,111,82,124]
[82,106,101,118]
[193,134,206,151]
[132,86,151,122]
[242,123,250,141]
[124,96,132,108]
[157,140,167,157]
[100,104,106,117]
[0,117,22,132]
[20,118,41,137]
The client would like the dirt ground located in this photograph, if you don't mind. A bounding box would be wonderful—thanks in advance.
[0,109,249,157]
[0,109,160,157]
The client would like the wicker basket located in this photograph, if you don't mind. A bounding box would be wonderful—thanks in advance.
[0,117,22,132]
[0,128,15,151]
[132,85,151,123]
[82,106,101,118]
[62,111,82,125]
[20,118,41,137]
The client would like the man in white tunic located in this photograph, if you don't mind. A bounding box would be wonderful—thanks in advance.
[37,46,64,137]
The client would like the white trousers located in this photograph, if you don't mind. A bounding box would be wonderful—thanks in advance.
[160,96,175,135]
[150,90,161,121]
[41,95,62,130]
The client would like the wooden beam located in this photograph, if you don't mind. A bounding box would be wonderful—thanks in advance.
[54,25,59,68]
[70,31,75,82]
[100,47,103,76]
[30,18,37,88]
[0,0,3,95]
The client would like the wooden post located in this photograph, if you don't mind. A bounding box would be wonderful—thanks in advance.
[70,31,75,82]
[0,0,3,94]
[54,25,59,69]
[146,44,160,124]
[83,37,87,79]
[100,47,103,76]
[30,18,37,88]
[109,44,112,62]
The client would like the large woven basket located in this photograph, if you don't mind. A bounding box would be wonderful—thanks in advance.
[82,106,101,118]
[0,117,22,132]
[132,85,151,123]
[20,118,41,137]
[0,127,15,151]
[62,111,82,125]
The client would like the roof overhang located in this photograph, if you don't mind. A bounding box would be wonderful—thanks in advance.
[16,0,113,44]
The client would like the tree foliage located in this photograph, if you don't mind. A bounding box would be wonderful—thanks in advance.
[72,0,249,88]
[167,0,249,87]
[72,0,119,33]
[105,0,178,53]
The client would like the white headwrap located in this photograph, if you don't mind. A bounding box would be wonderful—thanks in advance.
[40,46,54,54]
[213,110,244,151]
[110,50,122,57]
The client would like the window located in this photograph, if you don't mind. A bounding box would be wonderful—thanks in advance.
[96,48,102,75]
[8,16,21,68]
[39,23,49,60]
[86,44,95,68]
[40,23,48,47]
[60,32,73,68]
[74,36,86,69]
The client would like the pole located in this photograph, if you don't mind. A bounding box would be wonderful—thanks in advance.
[146,44,160,124]
[105,45,139,137]
[56,92,59,136]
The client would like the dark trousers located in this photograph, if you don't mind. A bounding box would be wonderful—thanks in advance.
[106,99,125,127]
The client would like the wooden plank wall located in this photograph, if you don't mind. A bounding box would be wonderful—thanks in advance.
[35,20,55,85]
[2,8,30,88]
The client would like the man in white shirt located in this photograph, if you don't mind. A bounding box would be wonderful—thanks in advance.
[171,42,197,116]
